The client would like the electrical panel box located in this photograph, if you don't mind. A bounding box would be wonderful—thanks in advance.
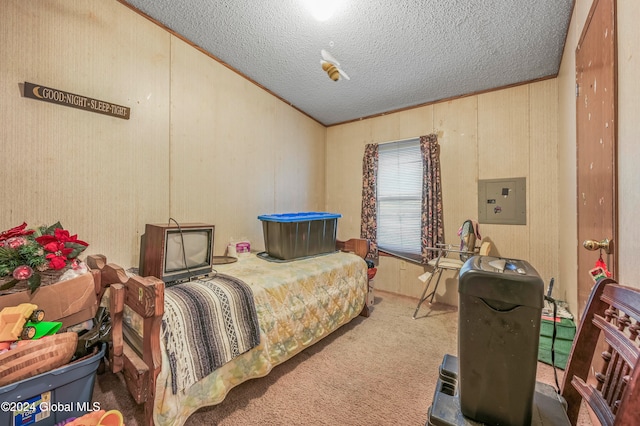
[478,177,526,225]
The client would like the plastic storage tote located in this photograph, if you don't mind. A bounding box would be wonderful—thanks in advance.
[457,256,544,426]
[258,212,341,260]
[0,343,106,426]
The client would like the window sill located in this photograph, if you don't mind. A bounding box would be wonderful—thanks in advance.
[378,249,424,266]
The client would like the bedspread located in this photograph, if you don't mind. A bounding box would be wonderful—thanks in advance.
[154,250,367,426]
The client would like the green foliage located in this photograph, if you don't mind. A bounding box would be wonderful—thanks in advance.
[0,246,21,268]
[27,273,41,293]
[66,242,87,259]
[0,278,18,291]
[18,243,46,268]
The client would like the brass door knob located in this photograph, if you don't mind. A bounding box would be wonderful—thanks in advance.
[583,238,612,254]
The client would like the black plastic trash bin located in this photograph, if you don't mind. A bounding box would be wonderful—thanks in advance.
[457,256,544,426]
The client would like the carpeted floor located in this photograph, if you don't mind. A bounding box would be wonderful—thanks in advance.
[91,291,592,425]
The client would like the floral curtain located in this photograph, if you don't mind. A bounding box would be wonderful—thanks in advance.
[420,134,444,263]
[360,143,379,262]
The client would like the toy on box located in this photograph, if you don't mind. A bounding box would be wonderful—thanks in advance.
[0,303,45,341]
[0,303,62,350]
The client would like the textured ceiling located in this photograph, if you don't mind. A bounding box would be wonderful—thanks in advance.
[122,0,574,126]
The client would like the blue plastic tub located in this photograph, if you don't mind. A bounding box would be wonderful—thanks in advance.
[258,212,342,260]
[0,343,105,426]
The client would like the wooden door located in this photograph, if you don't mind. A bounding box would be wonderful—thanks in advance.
[576,0,617,318]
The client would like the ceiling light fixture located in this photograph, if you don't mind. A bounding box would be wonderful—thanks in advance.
[304,0,339,22]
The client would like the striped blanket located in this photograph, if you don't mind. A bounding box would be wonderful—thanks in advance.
[162,273,260,394]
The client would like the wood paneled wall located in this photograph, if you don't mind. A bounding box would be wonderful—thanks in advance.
[1,0,326,268]
[326,81,559,305]
[3,0,638,311]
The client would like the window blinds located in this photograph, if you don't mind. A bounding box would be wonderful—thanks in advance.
[377,139,422,258]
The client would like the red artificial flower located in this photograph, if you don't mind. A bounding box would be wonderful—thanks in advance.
[36,227,88,271]
[35,234,57,247]
[46,252,69,270]
[39,240,73,270]
[36,229,88,252]
[0,222,35,242]
[53,228,88,247]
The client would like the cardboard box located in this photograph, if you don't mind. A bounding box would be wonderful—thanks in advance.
[0,272,97,329]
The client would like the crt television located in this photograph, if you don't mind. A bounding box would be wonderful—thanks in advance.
[139,222,215,283]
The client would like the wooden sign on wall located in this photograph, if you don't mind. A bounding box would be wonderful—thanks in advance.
[22,82,130,120]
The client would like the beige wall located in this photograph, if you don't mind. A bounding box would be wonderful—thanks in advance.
[0,0,326,268]
[613,0,640,286]
[326,81,559,306]
[2,1,637,313]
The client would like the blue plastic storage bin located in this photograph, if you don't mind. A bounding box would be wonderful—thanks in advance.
[0,343,106,426]
[258,212,342,260]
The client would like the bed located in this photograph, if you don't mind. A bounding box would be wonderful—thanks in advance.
[88,238,369,426]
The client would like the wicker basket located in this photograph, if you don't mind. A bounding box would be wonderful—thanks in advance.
[0,268,69,296]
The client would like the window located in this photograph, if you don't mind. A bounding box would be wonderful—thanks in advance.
[377,139,422,260]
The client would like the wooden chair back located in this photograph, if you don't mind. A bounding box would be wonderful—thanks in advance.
[561,277,640,425]
[478,241,492,256]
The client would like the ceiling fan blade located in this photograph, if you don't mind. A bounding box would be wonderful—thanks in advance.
[338,68,350,80]
[321,49,340,67]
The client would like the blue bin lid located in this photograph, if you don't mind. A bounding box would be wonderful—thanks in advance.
[258,212,342,222]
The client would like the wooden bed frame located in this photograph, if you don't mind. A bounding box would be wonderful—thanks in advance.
[86,238,369,426]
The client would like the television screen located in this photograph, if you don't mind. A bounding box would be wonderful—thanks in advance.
[165,229,212,272]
